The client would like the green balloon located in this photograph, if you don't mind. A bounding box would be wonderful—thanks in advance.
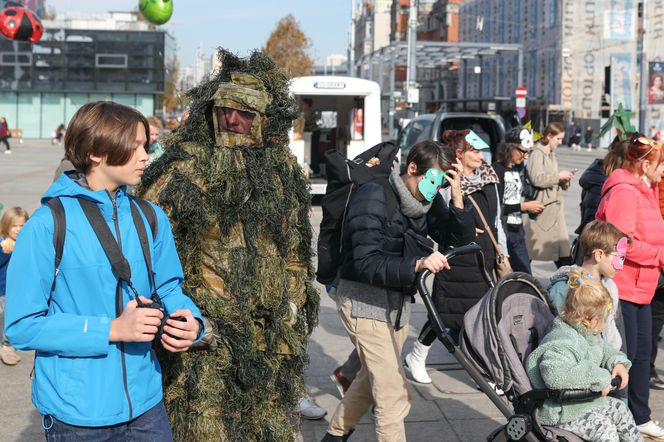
[139,0,173,25]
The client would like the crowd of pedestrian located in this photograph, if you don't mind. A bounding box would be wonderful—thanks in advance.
[3,104,664,442]
[320,122,664,442]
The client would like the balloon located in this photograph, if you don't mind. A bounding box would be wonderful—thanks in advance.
[139,0,173,26]
[0,1,43,43]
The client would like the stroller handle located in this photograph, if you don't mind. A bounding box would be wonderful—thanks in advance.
[555,376,623,403]
[415,243,518,423]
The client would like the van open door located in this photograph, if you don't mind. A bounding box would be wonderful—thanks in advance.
[289,76,381,195]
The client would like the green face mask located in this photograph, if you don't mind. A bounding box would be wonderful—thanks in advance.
[418,168,445,202]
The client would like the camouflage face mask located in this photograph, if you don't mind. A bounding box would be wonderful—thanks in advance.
[212,72,272,147]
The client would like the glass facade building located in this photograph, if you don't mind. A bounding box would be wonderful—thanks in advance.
[0,16,171,138]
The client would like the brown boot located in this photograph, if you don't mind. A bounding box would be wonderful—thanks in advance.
[1,345,21,365]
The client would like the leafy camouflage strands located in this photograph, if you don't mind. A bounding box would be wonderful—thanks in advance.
[137,49,319,441]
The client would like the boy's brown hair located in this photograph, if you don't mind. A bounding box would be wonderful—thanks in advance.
[65,101,149,173]
[580,220,630,259]
[0,207,29,237]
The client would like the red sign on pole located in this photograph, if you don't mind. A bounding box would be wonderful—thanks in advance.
[515,86,528,98]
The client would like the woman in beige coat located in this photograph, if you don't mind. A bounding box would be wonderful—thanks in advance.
[525,122,575,267]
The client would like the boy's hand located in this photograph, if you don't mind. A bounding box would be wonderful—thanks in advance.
[160,309,200,352]
[611,364,629,389]
[109,296,163,343]
[600,384,612,397]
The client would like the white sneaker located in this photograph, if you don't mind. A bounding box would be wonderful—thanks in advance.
[637,420,664,441]
[488,381,505,396]
[403,341,432,384]
[297,395,327,420]
[4,150,10,155]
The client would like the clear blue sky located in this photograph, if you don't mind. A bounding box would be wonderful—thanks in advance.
[48,0,351,67]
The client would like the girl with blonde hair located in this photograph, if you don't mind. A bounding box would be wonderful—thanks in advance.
[0,206,28,365]
[526,268,639,441]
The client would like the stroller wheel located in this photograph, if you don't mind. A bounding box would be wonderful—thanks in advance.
[505,415,532,441]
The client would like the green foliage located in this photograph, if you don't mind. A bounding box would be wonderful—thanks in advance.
[138,49,317,441]
[599,103,637,141]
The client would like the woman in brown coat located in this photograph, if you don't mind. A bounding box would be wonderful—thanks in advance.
[525,122,575,267]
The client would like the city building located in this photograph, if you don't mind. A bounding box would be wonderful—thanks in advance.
[313,54,349,76]
[0,11,172,138]
[459,0,641,127]
[351,0,393,77]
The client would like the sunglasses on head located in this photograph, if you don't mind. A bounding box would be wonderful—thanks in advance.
[630,132,661,160]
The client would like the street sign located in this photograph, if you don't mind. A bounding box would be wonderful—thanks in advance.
[515,86,527,121]
[407,87,419,104]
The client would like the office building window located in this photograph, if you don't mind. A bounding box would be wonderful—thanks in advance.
[95,54,128,68]
[0,52,32,66]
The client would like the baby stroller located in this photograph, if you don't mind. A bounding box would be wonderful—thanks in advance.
[418,244,620,442]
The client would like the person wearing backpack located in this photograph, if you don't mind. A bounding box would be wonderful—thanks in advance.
[322,141,456,442]
[326,141,475,400]
[4,101,204,440]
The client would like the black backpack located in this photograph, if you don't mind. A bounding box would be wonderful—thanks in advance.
[44,196,158,291]
[316,141,399,285]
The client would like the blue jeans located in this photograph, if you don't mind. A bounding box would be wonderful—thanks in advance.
[43,401,173,441]
[620,300,652,425]
[506,225,531,274]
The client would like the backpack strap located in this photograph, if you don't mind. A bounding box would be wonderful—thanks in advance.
[44,197,65,293]
[129,200,157,292]
[130,196,158,241]
[77,197,158,302]
[77,198,133,284]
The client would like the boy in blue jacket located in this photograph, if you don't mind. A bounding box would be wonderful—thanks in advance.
[4,101,204,440]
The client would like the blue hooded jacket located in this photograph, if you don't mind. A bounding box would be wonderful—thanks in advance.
[4,172,203,426]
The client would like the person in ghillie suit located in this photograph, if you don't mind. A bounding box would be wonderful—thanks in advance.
[137,49,319,441]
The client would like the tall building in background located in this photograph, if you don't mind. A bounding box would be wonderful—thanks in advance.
[352,0,393,77]
[459,0,638,125]
[192,42,212,85]
[0,11,171,138]
[386,0,464,112]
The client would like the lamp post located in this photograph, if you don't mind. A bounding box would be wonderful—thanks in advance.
[406,0,419,107]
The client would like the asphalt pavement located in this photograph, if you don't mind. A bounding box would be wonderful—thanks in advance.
[1,141,663,442]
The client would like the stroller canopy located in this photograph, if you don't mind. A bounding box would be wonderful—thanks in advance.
[461,272,555,396]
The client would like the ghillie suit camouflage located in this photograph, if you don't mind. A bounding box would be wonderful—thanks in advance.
[138,49,318,441]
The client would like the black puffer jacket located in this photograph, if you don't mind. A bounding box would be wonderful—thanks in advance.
[577,159,606,234]
[339,180,475,290]
[339,180,422,289]
[434,183,499,330]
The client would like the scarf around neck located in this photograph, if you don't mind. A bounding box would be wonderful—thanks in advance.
[389,170,432,219]
[461,160,500,196]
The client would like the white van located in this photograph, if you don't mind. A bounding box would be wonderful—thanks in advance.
[289,76,382,194]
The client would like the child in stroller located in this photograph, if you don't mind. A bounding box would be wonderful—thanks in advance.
[418,245,634,441]
[526,268,639,441]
